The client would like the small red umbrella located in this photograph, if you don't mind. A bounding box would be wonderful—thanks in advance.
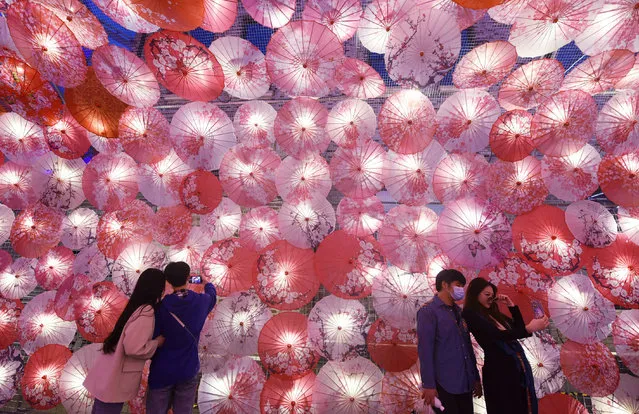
[112,242,167,296]
[486,156,548,215]
[0,257,37,300]
[19,291,76,354]
[21,344,72,410]
[202,0,237,32]
[302,0,362,42]
[61,208,98,251]
[278,196,335,250]
[233,100,277,149]
[562,49,635,95]
[575,0,639,56]
[36,0,108,49]
[597,90,639,156]
[452,0,503,8]
[541,144,601,202]
[367,319,417,373]
[326,98,376,149]
[44,108,91,160]
[335,58,385,99]
[565,200,617,248]
[274,97,330,157]
[75,281,127,343]
[239,206,281,251]
[242,0,295,28]
[618,206,639,246]
[0,162,40,209]
[10,203,63,258]
[560,340,619,397]
[453,41,517,89]
[35,246,74,291]
[180,170,223,215]
[433,152,488,203]
[498,58,564,111]
[0,297,22,350]
[336,196,384,238]
[489,110,534,162]
[0,112,48,165]
[200,197,242,242]
[127,0,204,31]
[330,139,386,199]
[357,0,409,54]
[275,154,331,203]
[82,152,139,211]
[166,227,210,276]
[598,152,639,207]
[96,200,154,260]
[260,373,315,413]
[54,273,92,321]
[152,205,192,246]
[33,153,86,210]
[538,393,589,414]
[613,309,639,376]
[138,150,193,208]
[118,107,170,165]
[202,238,259,297]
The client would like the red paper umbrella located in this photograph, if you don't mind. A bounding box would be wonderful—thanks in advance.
[166,227,210,275]
[118,107,170,165]
[0,250,9,272]
[433,152,488,204]
[367,319,417,373]
[426,253,477,296]
[92,0,158,33]
[0,16,21,57]
[597,90,639,156]
[219,145,280,208]
[7,0,87,87]
[0,204,12,245]
[73,244,111,284]
[152,205,191,246]
[54,273,92,321]
[541,145,600,202]
[498,58,564,111]
[326,98,376,150]
[35,246,74,291]
[75,281,127,342]
[265,20,344,98]
[202,0,237,32]
[489,110,534,162]
[330,140,385,199]
[0,257,37,300]
[36,0,108,49]
[618,207,639,245]
[258,312,319,378]
[302,0,362,42]
[82,152,138,211]
[200,198,242,241]
[44,109,91,160]
[598,152,639,207]
[336,196,384,238]
[260,373,315,413]
[358,0,409,53]
[0,112,48,165]
[276,154,331,203]
[453,41,516,89]
[575,1,639,55]
[565,200,617,248]
[242,0,295,28]
[170,101,236,171]
[379,89,437,154]
[61,208,98,250]
[112,242,167,296]
[538,393,589,414]
[19,291,76,354]
[96,200,154,260]
[209,36,270,100]
[308,295,368,361]
[58,342,100,413]
[201,238,258,297]
[33,153,86,210]
[379,205,438,273]
[180,170,223,215]
[21,344,72,410]
[233,101,276,149]
[613,309,639,376]
[315,230,385,300]
[421,0,486,31]
[139,150,193,208]
[274,97,329,157]
[0,297,22,350]
[87,132,123,155]
[278,196,335,250]
[335,58,385,100]
[560,340,619,396]
[562,49,635,95]
[438,197,512,269]
[487,156,548,215]
[239,207,281,251]
[127,0,204,31]
[451,0,503,8]
[381,364,428,414]
[0,162,40,209]
[0,56,63,126]
[10,203,63,258]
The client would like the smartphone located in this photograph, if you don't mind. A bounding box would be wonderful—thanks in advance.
[531,300,545,319]
[189,276,202,284]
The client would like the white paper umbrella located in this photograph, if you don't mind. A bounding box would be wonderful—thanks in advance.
[548,273,616,344]
[541,144,601,203]
[199,316,230,375]
[0,257,37,300]
[61,208,99,250]
[239,207,281,251]
[302,0,362,42]
[592,374,639,414]
[565,200,617,248]
[278,196,335,250]
[326,98,377,149]
[357,0,409,54]
[0,112,48,166]
[166,227,211,276]
[275,154,331,203]
[32,153,85,210]
[575,0,639,55]
[521,332,566,399]
[0,203,14,245]
[330,140,386,199]
[0,346,23,408]
[18,291,76,355]
[73,243,112,284]
[201,198,242,242]
[59,343,101,414]
[233,100,277,149]
[618,207,639,246]
[111,242,168,296]
[138,150,193,208]
[612,309,639,376]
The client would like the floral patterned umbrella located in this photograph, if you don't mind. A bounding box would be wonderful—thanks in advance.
[592,374,639,414]
[453,41,517,89]
[33,153,86,210]
[598,152,639,207]
[278,196,335,250]
[138,150,193,208]
[0,162,40,209]
[0,257,36,300]
[34,246,74,291]
[357,0,409,53]
[380,364,429,414]
[44,108,91,160]
[128,0,204,31]
[597,90,639,156]
[336,196,385,238]
[541,144,601,202]
[75,282,127,343]
[489,110,534,162]
[166,227,210,276]
[96,200,154,260]
[260,372,315,413]
[233,100,277,149]
[0,346,22,408]
[60,208,98,250]
[201,238,258,297]
[152,205,192,246]
[326,98,376,149]
[618,207,639,246]
[330,140,385,199]
[487,156,548,215]
[199,315,230,375]
[201,197,242,242]
[239,206,281,251]
[0,298,22,350]
[92,0,159,33]
[560,340,619,397]
[538,393,589,414]
[18,291,76,354]
[241,0,295,28]
[575,0,639,55]
[112,242,167,296]
[521,332,566,398]
[276,154,331,204]
[562,49,635,95]
[498,58,564,111]
[612,309,639,376]
[34,0,107,49]
[10,203,63,258]
[335,58,386,99]
[59,343,100,414]
[202,0,237,32]
[433,152,488,204]
[274,97,330,157]
[20,344,72,410]
[54,274,92,321]
[180,170,223,215]
[72,244,111,284]
[0,203,13,245]
[118,107,170,164]
[87,132,123,155]
[367,319,417,373]
[82,152,138,211]
[0,112,48,165]
[565,200,617,249]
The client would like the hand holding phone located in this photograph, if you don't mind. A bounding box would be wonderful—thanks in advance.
[189,275,202,284]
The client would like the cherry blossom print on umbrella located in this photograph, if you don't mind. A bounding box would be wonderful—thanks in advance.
[87,131,123,155]
[33,153,86,210]
[357,0,409,53]
[597,90,639,156]
[0,112,48,165]
[487,156,548,215]
[201,197,242,242]
[575,0,639,55]
[312,356,382,413]
[152,205,191,246]
[33,0,107,50]
[0,298,22,350]
[433,152,488,204]
[73,244,111,284]
[560,340,619,397]
[0,203,13,245]
[6,0,87,87]
[257,312,319,378]
[180,170,223,215]
[367,319,417,373]
[233,100,277,149]
[219,145,280,208]
[35,246,74,291]
[82,152,138,211]
[0,162,41,209]
[541,145,600,203]
[118,107,170,165]
[308,295,368,361]
[453,41,517,89]
[336,196,384,238]
[489,110,534,162]
[21,344,72,410]
[211,291,272,356]
[59,343,100,414]
[54,273,92,321]
[76,282,127,343]
[128,0,204,31]
[498,58,564,111]
[539,393,589,414]
[420,0,487,31]
[96,200,154,260]
[618,207,639,246]
[378,89,437,154]
[209,36,270,100]
[92,0,158,33]
[198,356,266,413]
[10,203,63,258]
[0,346,23,408]
[315,231,385,300]
[199,316,230,375]
[265,20,344,97]
[202,0,237,32]
[278,196,335,250]
[139,150,193,208]
[62,208,97,250]
[112,242,167,296]
[437,197,512,270]
[565,200,616,249]
[260,372,315,413]
[302,0,362,42]
[242,0,295,28]
[201,238,258,297]
[166,227,210,276]
[18,291,76,354]
[170,101,236,171]
[385,8,461,88]
[521,332,566,398]
[275,154,331,203]
[239,207,281,251]
[330,140,385,199]
[326,98,376,150]
[44,109,90,160]
[381,364,430,414]
[592,374,639,414]
[613,309,639,375]
[274,97,330,158]
[0,257,36,300]
[335,58,385,99]
[562,49,635,95]
[598,152,639,207]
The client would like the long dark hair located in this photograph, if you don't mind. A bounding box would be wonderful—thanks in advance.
[102,268,166,354]
[464,278,512,329]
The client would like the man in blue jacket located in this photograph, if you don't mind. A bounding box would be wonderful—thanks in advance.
[146,261,217,414]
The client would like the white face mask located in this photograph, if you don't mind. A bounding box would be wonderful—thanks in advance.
[451,286,465,301]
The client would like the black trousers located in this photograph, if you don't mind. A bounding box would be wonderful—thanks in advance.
[433,383,474,414]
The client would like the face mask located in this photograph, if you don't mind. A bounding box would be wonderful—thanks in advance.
[450,286,465,301]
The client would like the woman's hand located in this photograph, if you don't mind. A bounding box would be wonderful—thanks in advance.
[156,335,166,347]
[496,294,514,307]
[526,316,549,333]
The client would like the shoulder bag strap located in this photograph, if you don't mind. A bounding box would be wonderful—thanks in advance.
[168,310,198,343]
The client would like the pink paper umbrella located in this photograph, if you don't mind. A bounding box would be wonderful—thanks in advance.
[54,274,92,321]
[336,196,384,238]
[0,204,13,245]
[453,41,517,89]
[433,152,488,203]
[201,198,242,241]
[201,238,258,297]
[202,0,237,32]
[618,207,639,245]
[330,140,385,199]
[139,150,193,208]
[276,154,331,203]
[6,0,87,87]
[357,0,410,53]
[313,357,383,412]
[508,0,603,57]
[35,246,74,291]
[92,0,158,33]
[10,203,63,258]
[118,107,170,165]
[308,295,369,361]
[180,170,223,215]
[61,208,98,250]
[385,8,461,88]
[372,265,432,330]
[616,59,639,90]
[242,0,295,28]
[233,100,277,149]
[219,145,280,208]
[565,200,617,248]
[170,102,236,171]
[498,58,564,111]
[435,88,500,153]
[597,90,639,156]
[522,332,566,398]
[378,89,437,154]
[381,364,429,414]
[326,98,376,149]
[0,257,37,299]
[488,0,529,24]
[531,90,597,157]
[144,31,224,102]
[166,227,210,275]
[593,374,639,414]
[265,20,344,98]
[33,153,86,210]
[152,205,192,246]
[75,282,127,343]
[44,109,91,160]
[35,0,108,49]
[426,253,477,295]
[335,58,385,99]
[487,156,548,215]
[367,319,418,373]
[613,309,639,375]
[209,36,270,100]
[274,97,330,157]
[560,340,619,396]
[0,112,48,165]
[82,152,138,212]
[421,0,487,30]
[576,1,639,55]
[58,343,101,414]
[21,344,72,410]
[379,205,438,273]
[438,197,512,270]
[73,244,111,284]
[0,298,22,350]
[239,207,281,251]
[489,110,534,162]
[0,162,41,209]
[562,49,635,95]
[278,196,335,250]
[384,140,446,205]
[260,373,315,412]
[87,132,123,155]
[598,152,639,207]
[96,200,154,260]
[541,144,601,202]
[302,0,362,42]
[112,242,167,296]
[256,240,319,310]
[18,291,76,354]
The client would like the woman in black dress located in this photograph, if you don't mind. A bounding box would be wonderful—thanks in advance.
[462,278,549,414]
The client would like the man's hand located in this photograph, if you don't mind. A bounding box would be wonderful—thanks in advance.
[473,381,483,398]
[421,388,438,406]
[156,335,166,347]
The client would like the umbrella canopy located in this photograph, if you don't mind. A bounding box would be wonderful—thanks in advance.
[335,58,386,99]
[180,170,223,215]
[598,152,639,207]
[59,343,100,414]
[33,153,86,210]
[112,242,167,296]
[274,97,330,158]
[233,100,277,149]
[0,346,23,408]
[0,203,13,245]
[489,110,534,162]
[326,98,377,149]
[21,344,72,410]
[302,0,362,42]
[166,227,210,276]
[54,274,92,321]
[541,144,601,202]
[560,340,619,397]
[367,319,417,373]
[239,206,281,251]
[592,374,639,414]
[521,332,566,398]
[575,0,639,55]
[82,152,138,211]
[330,139,386,199]
[0,298,22,350]
[138,150,193,208]
[241,0,295,28]
[0,162,41,209]
[118,107,170,164]
[128,0,204,31]
[92,0,158,33]
[87,132,123,155]
[453,41,517,89]
[433,152,488,204]
[76,282,127,343]
[201,197,242,242]
[538,393,589,414]
[357,0,409,53]
[562,49,635,95]
[276,154,331,204]
[260,372,315,414]
[35,246,74,291]
[201,238,258,297]
[0,112,48,165]
[565,200,616,248]
[597,90,639,156]
[199,315,230,375]
[152,205,192,246]
[498,58,564,111]
[424,0,487,31]
[202,0,237,32]
[0,257,37,300]
[380,364,428,414]
[44,109,91,160]
[10,203,63,258]
[618,207,639,246]
[18,291,76,354]
[336,196,385,238]
[612,309,639,376]
[73,244,111,284]
[486,156,548,215]
[278,196,335,250]
[96,200,154,260]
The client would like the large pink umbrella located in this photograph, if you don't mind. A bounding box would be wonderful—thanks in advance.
[96,200,154,260]
[498,58,564,111]
[541,144,601,202]
[202,0,237,33]
[152,205,192,246]
[489,110,534,162]
[302,0,362,42]
[274,97,330,158]
[112,242,167,296]
[92,0,159,33]
[0,257,37,300]
[367,319,417,373]
[433,152,488,203]
[0,162,41,209]
[54,273,92,321]
[44,109,91,160]
[73,244,111,284]
[487,156,548,215]
[10,203,63,258]
[33,153,86,210]
[357,0,409,54]
[381,364,427,414]
[18,290,76,354]
[278,196,335,250]
[166,227,210,275]
[35,246,74,291]
[565,200,617,248]
[180,170,223,215]
[75,282,127,343]
[233,100,276,149]
[612,309,639,376]
[0,112,48,166]
[118,107,171,165]
[200,198,242,242]
[336,196,385,238]
[260,373,315,412]
[521,332,566,398]
[201,238,258,297]
[596,90,639,156]
[326,98,376,149]
[265,20,344,97]
[275,154,331,203]
[61,208,98,250]
[241,0,295,28]
[138,150,193,208]
[330,140,386,199]
[562,49,635,95]
[575,0,639,55]
[82,153,138,212]
[335,58,386,99]
[453,41,516,89]
[59,342,101,414]
[598,152,639,207]
[239,207,281,252]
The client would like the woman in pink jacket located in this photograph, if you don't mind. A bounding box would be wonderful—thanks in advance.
[84,268,166,413]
